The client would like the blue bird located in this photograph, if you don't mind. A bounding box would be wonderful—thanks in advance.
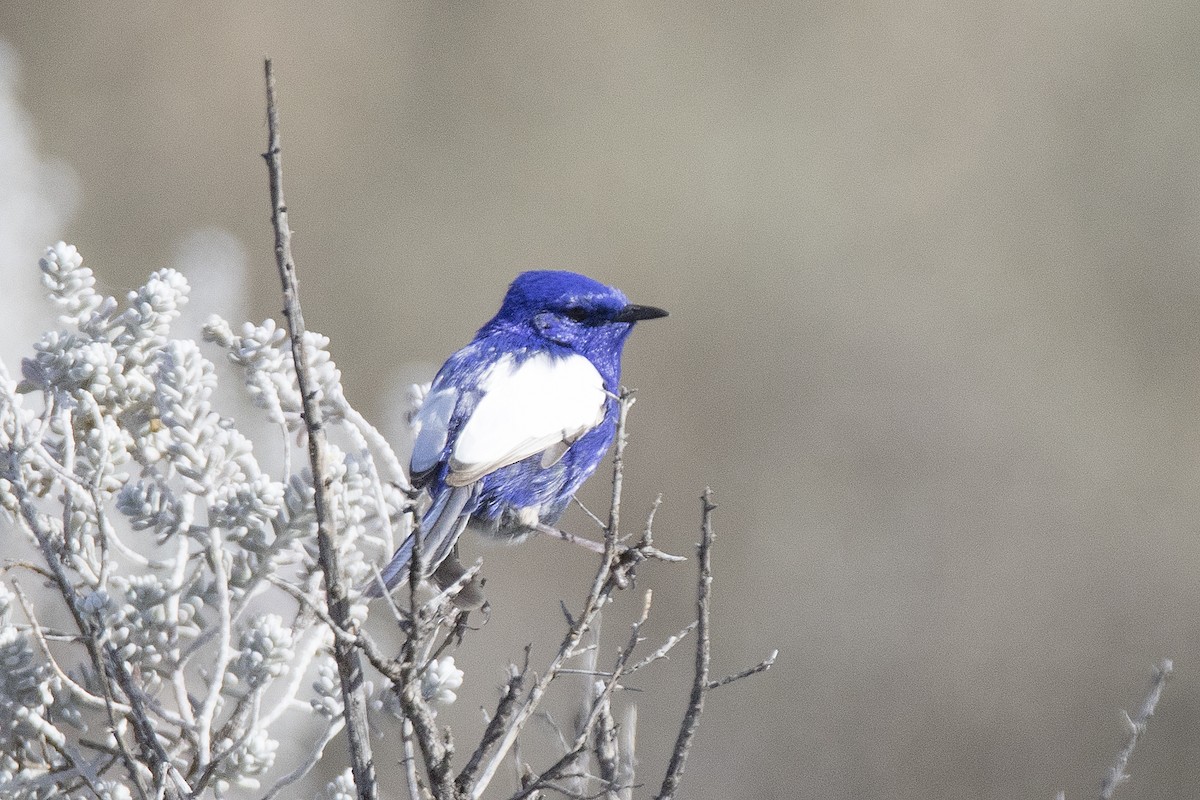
[369,270,667,604]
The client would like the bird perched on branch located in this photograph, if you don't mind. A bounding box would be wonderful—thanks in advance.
[369,270,667,605]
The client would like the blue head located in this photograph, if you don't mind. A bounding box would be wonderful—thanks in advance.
[480,270,667,380]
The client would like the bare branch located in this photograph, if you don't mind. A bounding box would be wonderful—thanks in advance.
[655,489,716,800]
[571,495,606,530]
[458,651,531,791]
[534,522,685,564]
[626,622,697,676]
[1099,658,1173,799]
[617,704,637,800]
[606,391,633,540]
[707,649,778,690]
[510,591,654,800]
[401,718,433,800]
[261,719,345,800]
[533,522,612,555]
[384,502,460,798]
[262,57,377,800]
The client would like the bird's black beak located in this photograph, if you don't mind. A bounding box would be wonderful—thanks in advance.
[612,303,668,322]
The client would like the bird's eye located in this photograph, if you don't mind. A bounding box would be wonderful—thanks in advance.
[562,307,590,323]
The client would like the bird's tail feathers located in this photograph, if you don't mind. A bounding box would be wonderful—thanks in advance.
[364,485,476,598]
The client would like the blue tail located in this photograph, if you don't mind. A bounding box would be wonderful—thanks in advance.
[366,484,477,597]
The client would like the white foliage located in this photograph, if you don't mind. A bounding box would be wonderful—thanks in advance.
[0,243,413,798]
[421,656,464,711]
[310,656,344,720]
[229,613,294,691]
[212,724,278,792]
[38,242,100,326]
[317,768,356,800]
[0,613,65,785]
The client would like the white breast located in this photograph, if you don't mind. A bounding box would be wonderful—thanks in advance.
[447,352,606,486]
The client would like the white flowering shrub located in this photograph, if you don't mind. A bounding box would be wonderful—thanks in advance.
[0,243,411,798]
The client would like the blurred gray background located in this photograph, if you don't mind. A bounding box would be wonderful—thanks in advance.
[2,2,1200,798]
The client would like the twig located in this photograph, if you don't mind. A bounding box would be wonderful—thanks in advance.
[533,523,685,564]
[267,575,358,645]
[606,391,633,540]
[194,527,234,776]
[509,591,655,800]
[401,671,455,800]
[402,719,432,800]
[262,57,377,800]
[379,516,457,800]
[534,523,612,555]
[4,746,108,799]
[626,622,697,675]
[708,650,778,690]
[565,627,604,800]
[191,692,267,795]
[260,718,344,800]
[260,624,332,729]
[457,651,531,791]
[571,495,607,530]
[655,489,716,800]
[593,664,620,799]
[165,531,199,758]
[11,580,129,714]
[1098,658,1173,799]
[617,704,637,800]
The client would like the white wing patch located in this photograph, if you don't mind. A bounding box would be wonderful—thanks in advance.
[410,386,458,476]
[447,352,606,486]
